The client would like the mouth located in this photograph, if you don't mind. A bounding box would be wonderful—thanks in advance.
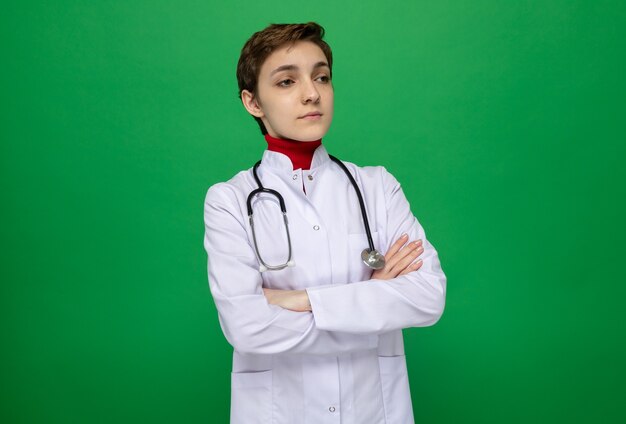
[299,111,323,119]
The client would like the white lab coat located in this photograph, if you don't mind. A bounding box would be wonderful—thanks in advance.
[203,145,446,424]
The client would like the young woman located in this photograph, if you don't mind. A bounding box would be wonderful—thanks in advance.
[203,22,446,424]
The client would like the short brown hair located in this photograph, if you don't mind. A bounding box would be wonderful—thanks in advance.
[236,22,333,135]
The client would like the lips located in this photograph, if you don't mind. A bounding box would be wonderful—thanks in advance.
[299,111,322,119]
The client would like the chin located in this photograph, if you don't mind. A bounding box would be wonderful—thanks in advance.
[298,135,325,142]
[292,125,331,142]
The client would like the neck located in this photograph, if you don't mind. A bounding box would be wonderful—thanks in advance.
[265,134,322,170]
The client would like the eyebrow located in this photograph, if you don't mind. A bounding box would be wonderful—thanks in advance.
[269,61,330,76]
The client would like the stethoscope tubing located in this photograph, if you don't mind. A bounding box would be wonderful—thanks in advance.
[248,156,378,271]
[328,155,376,253]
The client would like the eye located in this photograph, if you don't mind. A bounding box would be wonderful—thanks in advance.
[316,75,330,83]
[277,78,295,87]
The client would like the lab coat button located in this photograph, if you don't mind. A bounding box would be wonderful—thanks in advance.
[308,175,314,181]
[329,406,336,412]
[313,225,320,231]
[293,174,298,180]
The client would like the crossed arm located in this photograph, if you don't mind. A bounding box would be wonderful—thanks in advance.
[263,234,425,312]
[204,167,445,355]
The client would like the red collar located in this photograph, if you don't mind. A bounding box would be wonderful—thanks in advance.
[264,134,322,171]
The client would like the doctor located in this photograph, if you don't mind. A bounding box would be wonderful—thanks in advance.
[204,22,446,424]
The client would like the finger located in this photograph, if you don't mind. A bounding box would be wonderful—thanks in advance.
[390,243,424,274]
[385,233,409,260]
[387,239,422,271]
[385,241,419,273]
[392,247,424,274]
[398,258,424,276]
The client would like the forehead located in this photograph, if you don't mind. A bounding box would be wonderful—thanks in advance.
[260,41,328,75]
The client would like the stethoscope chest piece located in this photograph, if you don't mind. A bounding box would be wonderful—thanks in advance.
[361,249,386,270]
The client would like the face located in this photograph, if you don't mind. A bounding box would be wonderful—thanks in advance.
[241,41,334,142]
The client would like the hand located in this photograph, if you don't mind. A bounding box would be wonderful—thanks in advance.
[371,234,424,280]
[263,288,312,312]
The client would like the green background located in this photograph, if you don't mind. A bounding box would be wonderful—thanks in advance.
[2,1,625,423]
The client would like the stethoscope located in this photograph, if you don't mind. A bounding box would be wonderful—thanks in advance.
[246,155,386,272]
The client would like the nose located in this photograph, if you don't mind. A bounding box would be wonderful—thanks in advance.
[301,79,320,104]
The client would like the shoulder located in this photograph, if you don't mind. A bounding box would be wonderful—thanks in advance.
[203,169,254,224]
[204,169,252,205]
[335,158,399,189]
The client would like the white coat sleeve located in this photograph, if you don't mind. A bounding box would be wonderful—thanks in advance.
[204,184,378,355]
[305,167,447,334]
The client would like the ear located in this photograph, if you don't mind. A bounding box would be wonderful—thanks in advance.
[241,90,264,118]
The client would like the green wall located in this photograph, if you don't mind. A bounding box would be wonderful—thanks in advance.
[2,1,625,423]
